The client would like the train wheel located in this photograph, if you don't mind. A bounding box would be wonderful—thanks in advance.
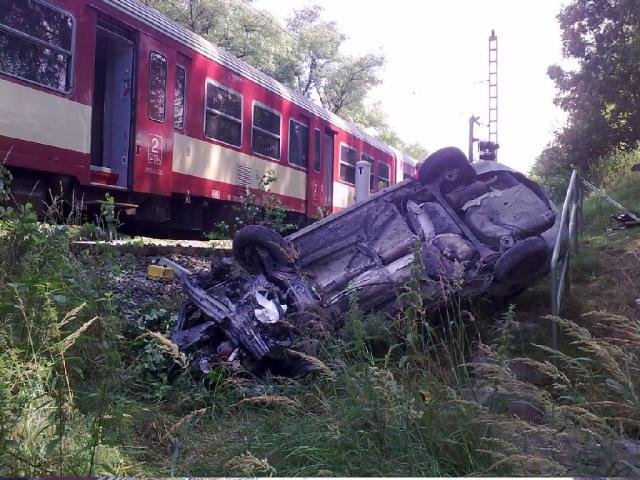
[233,225,295,274]
[418,146,475,193]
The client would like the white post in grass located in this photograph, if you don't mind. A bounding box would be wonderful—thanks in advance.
[355,160,371,203]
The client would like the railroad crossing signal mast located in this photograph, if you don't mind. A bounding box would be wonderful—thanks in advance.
[469,30,499,162]
[485,29,499,161]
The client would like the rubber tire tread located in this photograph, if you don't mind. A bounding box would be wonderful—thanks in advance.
[418,146,476,189]
[494,235,549,282]
[233,225,294,273]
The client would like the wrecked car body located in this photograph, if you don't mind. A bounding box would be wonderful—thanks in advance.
[166,147,566,374]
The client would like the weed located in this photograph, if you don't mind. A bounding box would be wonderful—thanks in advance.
[0,149,13,206]
[0,247,128,475]
[225,451,274,476]
[571,250,601,283]
[2,157,640,477]
[0,202,40,277]
[588,146,640,187]
[206,220,232,240]
[207,170,297,239]
[42,182,85,227]
[95,194,121,240]
[343,290,372,363]
[495,304,517,357]
[0,176,131,475]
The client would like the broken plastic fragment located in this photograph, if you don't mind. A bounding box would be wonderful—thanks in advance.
[462,188,502,211]
[228,348,240,362]
[199,356,212,373]
[254,291,288,323]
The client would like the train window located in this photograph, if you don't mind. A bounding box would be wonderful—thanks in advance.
[148,51,167,122]
[252,103,280,159]
[378,162,390,188]
[288,119,308,168]
[313,129,321,173]
[0,0,73,93]
[174,65,186,130]
[204,81,242,146]
[339,145,357,184]
[361,153,375,191]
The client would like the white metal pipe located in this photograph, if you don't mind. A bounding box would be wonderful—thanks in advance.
[550,168,580,351]
[355,160,371,203]
[550,169,577,312]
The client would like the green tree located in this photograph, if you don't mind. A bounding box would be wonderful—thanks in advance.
[318,53,385,115]
[142,0,426,158]
[535,0,640,182]
[141,1,384,114]
[141,0,291,77]
[282,5,343,96]
[349,102,429,161]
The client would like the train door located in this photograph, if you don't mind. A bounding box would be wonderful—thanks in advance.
[132,34,175,196]
[322,129,335,213]
[90,25,134,188]
[305,127,323,217]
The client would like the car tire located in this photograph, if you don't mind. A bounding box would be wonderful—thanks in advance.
[418,146,476,192]
[494,236,549,283]
[233,225,294,274]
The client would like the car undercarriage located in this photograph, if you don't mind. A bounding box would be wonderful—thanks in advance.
[165,147,567,375]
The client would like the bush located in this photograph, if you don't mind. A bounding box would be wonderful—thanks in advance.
[588,146,640,187]
[0,189,128,475]
[207,170,298,239]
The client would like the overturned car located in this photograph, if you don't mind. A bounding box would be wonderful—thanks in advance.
[167,147,566,374]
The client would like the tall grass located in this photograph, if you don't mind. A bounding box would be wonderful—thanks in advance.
[0,179,129,475]
[166,360,512,476]
[1,157,639,476]
[582,176,640,234]
[588,147,640,187]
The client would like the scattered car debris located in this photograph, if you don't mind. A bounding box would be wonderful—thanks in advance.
[166,147,566,376]
[582,178,640,230]
[147,263,176,282]
[611,211,640,230]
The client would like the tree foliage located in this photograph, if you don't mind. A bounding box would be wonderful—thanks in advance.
[141,0,426,157]
[534,0,640,185]
[141,0,290,77]
[141,0,383,116]
[283,6,343,97]
[349,102,429,161]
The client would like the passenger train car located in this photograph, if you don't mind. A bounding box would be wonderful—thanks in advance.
[0,0,417,229]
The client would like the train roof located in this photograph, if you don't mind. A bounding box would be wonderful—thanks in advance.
[105,0,414,160]
[389,146,419,167]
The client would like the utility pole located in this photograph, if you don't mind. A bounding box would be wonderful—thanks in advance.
[468,115,479,162]
[488,29,498,160]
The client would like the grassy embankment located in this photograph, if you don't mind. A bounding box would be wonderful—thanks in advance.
[0,159,639,477]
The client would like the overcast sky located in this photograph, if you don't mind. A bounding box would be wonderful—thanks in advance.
[254,0,569,173]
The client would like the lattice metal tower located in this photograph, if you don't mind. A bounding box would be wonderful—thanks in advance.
[488,30,498,157]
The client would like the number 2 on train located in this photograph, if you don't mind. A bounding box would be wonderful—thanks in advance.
[148,134,163,166]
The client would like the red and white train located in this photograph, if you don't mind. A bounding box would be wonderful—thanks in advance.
[0,0,417,229]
